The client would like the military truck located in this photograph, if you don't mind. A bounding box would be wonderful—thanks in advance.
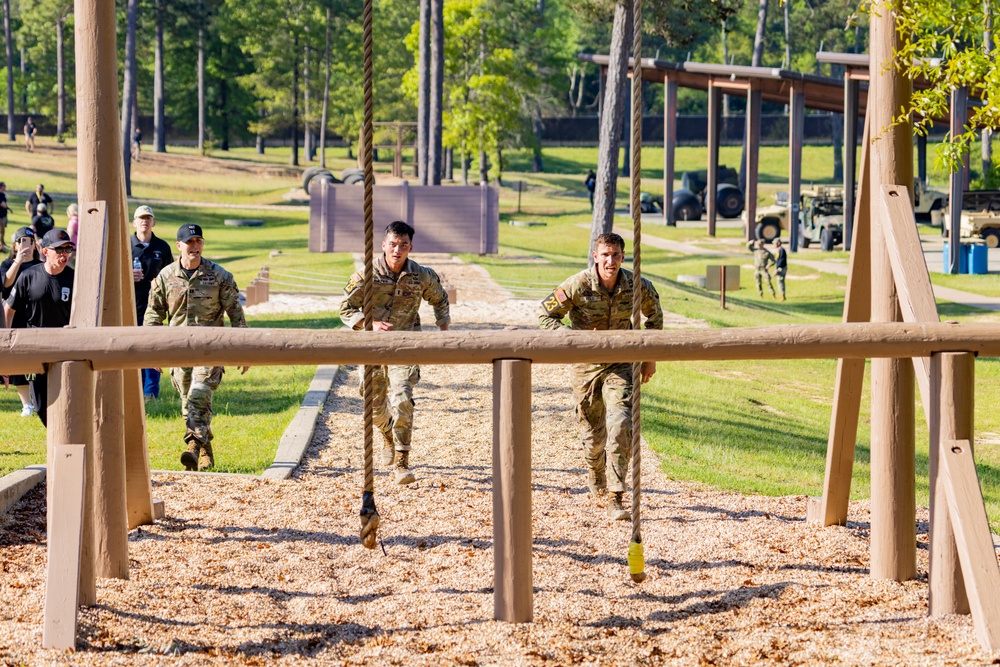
[749,185,845,250]
[912,179,948,220]
[942,191,1000,246]
[669,165,745,221]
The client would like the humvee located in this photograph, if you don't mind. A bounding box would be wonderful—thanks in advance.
[749,185,845,250]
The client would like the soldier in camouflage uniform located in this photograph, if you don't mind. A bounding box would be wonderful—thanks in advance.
[341,220,450,485]
[539,232,663,521]
[144,224,249,471]
[749,239,776,298]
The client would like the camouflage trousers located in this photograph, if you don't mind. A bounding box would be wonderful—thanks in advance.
[755,268,775,297]
[573,362,633,493]
[359,365,420,452]
[775,266,786,298]
[171,366,224,446]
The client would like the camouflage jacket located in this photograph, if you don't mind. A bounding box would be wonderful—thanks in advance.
[538,266,663,332]
[143,258,247,329]
[752,246,775,272]
[340,255,450,331]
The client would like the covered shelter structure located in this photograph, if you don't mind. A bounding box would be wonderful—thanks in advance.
[579,54,865,250]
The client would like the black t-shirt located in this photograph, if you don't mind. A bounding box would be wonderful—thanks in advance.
[27,192,53,214]
[24,122,35,136]
[5,264,74,329]
[775,248,787,271]
[131,232,174,317]
[31,214,54,238]
[0,192,8,219]
[1,257,41,329]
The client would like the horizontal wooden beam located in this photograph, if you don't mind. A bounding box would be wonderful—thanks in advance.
[2,323,1000,373]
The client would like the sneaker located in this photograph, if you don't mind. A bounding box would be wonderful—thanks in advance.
[607,492,630,521]
[394,450,416,485]
[19,404,33,417]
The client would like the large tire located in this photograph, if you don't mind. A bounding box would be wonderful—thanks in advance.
[343,172,365,185]
[341,167,364,181]
[303,169,335,193]
[755,219,781,243]
[983,229,1000,248]
[716,184,745,218]
[820,227,834,251]
[302,166,323,189]
[672,188,702,221]
[800,233,810,249]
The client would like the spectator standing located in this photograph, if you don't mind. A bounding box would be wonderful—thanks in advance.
[585,169,597,211]
[65,203,79,246]
[773,238,787,302]
[132,127,142,161]
[1,227,41,416]
[31,204,54,239]
[26,184,52,216]
[144,224,249,471]
[0,182,9,252]
[129,205,173,400]
[339,221,450,485]
[538,232,663,521]
[23,116,36,152]
[3,229,75,426]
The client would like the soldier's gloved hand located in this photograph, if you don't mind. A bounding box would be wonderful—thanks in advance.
[640,361,656,384]
[372,321,394,332]
[240,366,250,375]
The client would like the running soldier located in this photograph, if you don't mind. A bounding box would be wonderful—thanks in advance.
[340,220,450,485]
[144,223,249,471]
[539,232,663,521]
[749,239,776,298]
[773,238,787,302]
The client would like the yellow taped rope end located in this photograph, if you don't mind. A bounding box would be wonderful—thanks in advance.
[628,540,646,583]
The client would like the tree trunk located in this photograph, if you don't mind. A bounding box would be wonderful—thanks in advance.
[532,113,543,172]
[984,8,993,178]
[303,42,311,161]
[154,0,165,152]
[783,0,790,69]
[56,16,64,142]
[417,0,430,183]
[721,21,730,117]
[320,7,331,169]
[257,108,265,154]
[197,0,205,153]
[739,0,768,190]
[19,46,25,114]
[588,1,632,265]
[478,24,487,184]
[428,0,443,184]
[290,32,299,167]
[121,0,138,195]
[445,146,453,181]
[3,0,11,141]
[461,149,469,185]
[219,78,229,151]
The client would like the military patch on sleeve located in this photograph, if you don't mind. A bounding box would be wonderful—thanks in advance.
[345,272,362,293]
[542,287,569,315]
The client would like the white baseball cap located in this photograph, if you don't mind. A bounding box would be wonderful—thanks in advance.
[133,205,154,219]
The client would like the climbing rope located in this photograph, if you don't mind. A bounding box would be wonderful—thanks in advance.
[628,0,646,584]
[358,0,379,550]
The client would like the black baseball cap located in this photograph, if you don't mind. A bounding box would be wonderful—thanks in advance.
[41,228,73,248]
[13,226,35,242]
[177,224,204,242]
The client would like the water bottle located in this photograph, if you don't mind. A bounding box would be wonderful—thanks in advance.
[133,256,142,275]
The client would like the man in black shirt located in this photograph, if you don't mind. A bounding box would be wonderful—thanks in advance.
[23,116,36,152]
[25,183,53,216]
[0,182,9,252]
[31,203,54,238]
[4,228,75,426]
[130,205,174,399]
[774,238,788,302]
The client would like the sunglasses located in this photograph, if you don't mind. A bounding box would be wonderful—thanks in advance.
[48,246,74,255]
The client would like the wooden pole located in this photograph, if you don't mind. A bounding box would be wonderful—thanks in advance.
[492,359,533,622]
[869,0,916,581]
[706,83,721,237]
[720,265,726,310]
[45,361,96,606]
[947,88,968,273]
[843,78,860,251]
[663,77,677,226]
[10,323,1000,370]
[744,84,762,242]
[929,352,972,615]
[42,444,86,649]
[788,85,804,252]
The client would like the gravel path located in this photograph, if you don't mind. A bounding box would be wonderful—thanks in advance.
[0,263,992,665]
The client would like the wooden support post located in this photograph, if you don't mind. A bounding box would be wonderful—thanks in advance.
[843,79,860,251]
[719,266,726,310]
[788,86,805,252]
[663,77,677,226]
[262,267,270,302]
[744,84,762,242]
[75,0,131,581]
[42,444,87,649]
[807,115,872,527]
[706,84,721,237]
[929,352,973,615]
[869,0,916,581]
[246,281,257,308]
[940,438,1000,650]
[492,359,532,623]
[46,361,96,606]
[947,88,969,273]
[917,134,927,186]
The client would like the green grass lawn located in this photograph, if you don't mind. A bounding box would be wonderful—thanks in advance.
[0,311,340,477]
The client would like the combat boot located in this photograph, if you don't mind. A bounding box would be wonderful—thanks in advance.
[198,443,215,471]
[394,450,416,485]
[380,428,395,466]
[587,469,606,498]
[180,439,199,471]
[607,492,630,521]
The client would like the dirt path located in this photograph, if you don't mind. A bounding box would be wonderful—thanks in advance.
[0,267,991,665]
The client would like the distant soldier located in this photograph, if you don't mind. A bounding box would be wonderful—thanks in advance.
[749,239,776,299]
[539,232,663,521]
[585,169,597,211]
[773,238,787,302]
[144,223,249,471]
[340,220,450,485]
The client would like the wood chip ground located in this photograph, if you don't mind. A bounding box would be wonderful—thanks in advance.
[0,260,994,665]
